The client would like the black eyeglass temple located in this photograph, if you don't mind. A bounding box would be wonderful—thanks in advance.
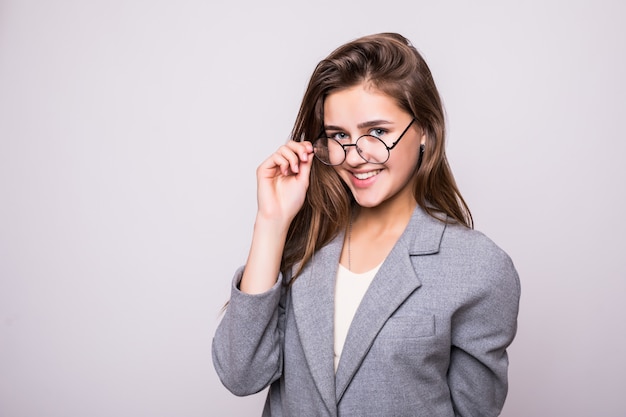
[387,118,416,151]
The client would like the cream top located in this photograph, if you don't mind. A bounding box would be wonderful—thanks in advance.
[333,263,381,372]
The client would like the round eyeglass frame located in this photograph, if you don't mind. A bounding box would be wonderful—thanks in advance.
[312,118,417,166]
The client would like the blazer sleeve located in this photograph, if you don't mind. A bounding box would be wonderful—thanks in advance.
[447,244,521,417]
[212,266,287,396]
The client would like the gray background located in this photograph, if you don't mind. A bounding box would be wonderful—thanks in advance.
[1,1,625,416]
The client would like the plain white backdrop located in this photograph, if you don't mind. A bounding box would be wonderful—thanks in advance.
[1,1,625,416]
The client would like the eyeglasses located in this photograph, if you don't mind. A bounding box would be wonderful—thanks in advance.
[313,118,416,166]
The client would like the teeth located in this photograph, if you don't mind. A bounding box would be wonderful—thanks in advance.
[353,170,380,180]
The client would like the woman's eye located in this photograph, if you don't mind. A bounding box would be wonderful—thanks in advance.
[369,128,386,138]
[331,132,349,141]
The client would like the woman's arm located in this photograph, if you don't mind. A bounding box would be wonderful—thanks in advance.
[212,267,288,396]
[212,140,313,395]
[448,246,521,417]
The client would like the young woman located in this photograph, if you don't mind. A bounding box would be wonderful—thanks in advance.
[212,32,520,417]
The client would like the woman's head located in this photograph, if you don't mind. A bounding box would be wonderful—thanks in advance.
[283,33,471,275]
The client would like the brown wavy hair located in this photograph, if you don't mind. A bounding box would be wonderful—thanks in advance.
[283,32,472,280]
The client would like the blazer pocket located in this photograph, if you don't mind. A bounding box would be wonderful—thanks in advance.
[378,315,435,340]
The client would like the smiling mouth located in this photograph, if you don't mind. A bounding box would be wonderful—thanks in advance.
[353,170,381,180]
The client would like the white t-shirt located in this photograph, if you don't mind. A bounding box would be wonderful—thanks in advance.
[333,263,381,372]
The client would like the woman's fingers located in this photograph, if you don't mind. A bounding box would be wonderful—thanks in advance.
[275,146,300,175]
[282,141,313,175]
[261,141,313,178]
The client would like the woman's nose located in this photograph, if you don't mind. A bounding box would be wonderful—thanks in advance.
[343,143,366,165]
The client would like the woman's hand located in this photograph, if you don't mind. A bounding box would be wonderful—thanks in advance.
[256,140,314,225]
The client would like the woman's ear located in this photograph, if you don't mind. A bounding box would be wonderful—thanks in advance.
[417,144,425,169]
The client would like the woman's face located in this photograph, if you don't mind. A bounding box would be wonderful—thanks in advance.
[323,83,425,210]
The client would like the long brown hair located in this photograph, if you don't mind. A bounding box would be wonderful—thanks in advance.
[283,32,472,279]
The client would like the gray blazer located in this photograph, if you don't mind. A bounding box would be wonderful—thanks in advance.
[212,207,520,417]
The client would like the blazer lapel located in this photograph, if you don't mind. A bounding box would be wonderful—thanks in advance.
[335,207,446,400]
[291,233,344,415]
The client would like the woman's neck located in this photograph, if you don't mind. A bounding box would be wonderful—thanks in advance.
[353,198,417,234]
[342,199,416,273]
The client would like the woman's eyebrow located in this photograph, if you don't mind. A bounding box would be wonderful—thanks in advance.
[324,119,393,131]
[357,119,393,129]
